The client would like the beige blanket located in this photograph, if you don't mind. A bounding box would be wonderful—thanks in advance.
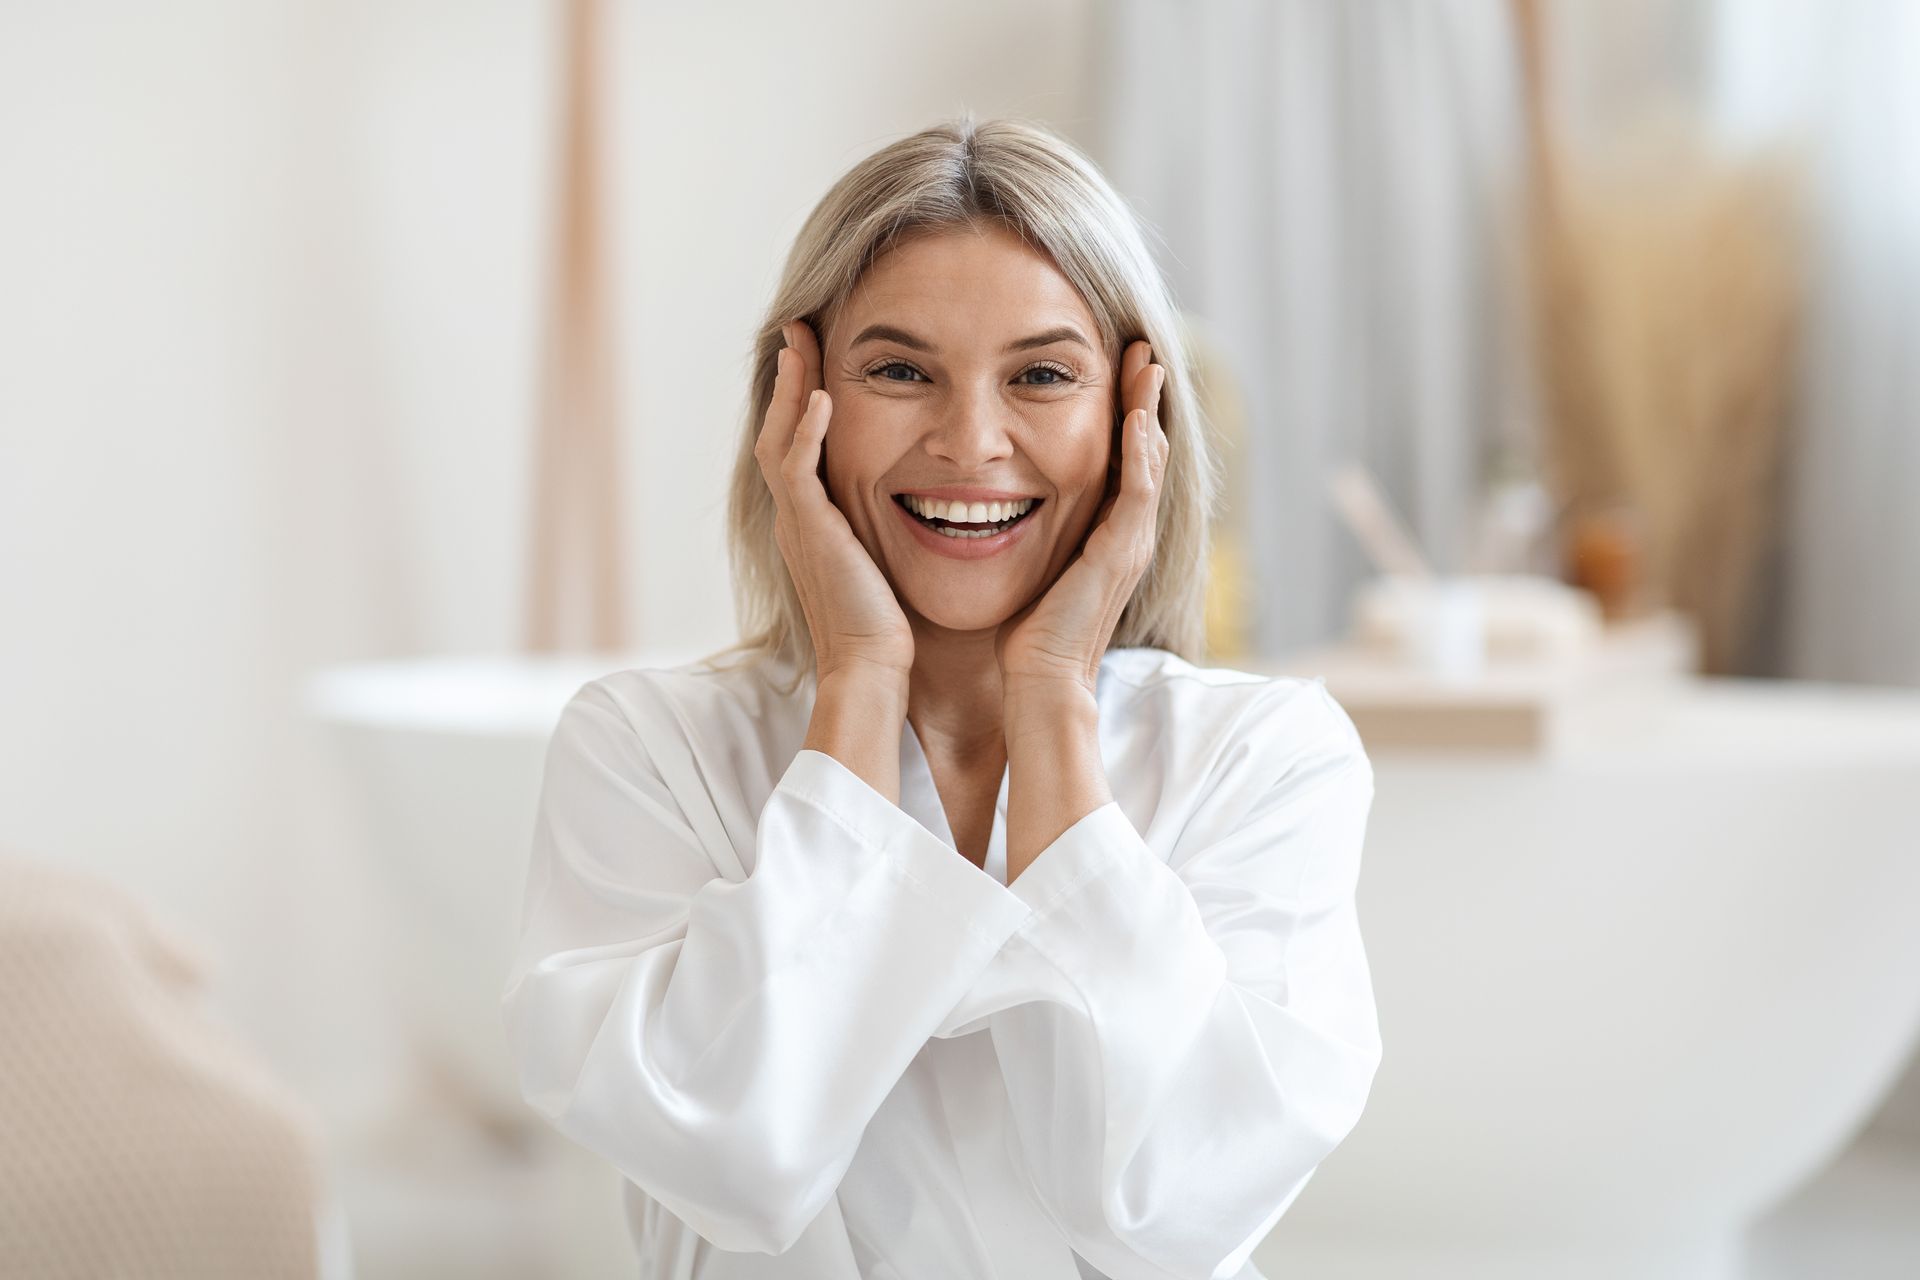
[0,852,325,1279]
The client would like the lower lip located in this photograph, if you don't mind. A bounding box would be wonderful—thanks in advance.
[891,498,1040,560]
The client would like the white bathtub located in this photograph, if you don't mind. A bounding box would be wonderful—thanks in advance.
[1252,677,1920,1279]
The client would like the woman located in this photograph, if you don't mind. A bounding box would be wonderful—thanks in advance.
[501,117,1381,1280]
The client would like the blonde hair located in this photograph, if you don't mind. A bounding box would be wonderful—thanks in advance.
[709,115,1220,692]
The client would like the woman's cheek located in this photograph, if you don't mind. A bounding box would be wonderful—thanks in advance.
[821,415,895,524]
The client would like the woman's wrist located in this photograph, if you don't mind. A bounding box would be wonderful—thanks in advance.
[1004,680,1109,882]
[804,664,909,802]
[1002,677,1099,741]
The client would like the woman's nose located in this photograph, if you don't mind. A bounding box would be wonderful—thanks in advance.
[924,383,1015,467]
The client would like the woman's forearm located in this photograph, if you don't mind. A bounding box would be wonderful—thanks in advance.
[1004,681,1111,884]
[804,665,909,804]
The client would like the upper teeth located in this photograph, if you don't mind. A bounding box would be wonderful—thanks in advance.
[903,496,1035,523]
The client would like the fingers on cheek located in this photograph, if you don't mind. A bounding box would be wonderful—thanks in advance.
[1119,440,1142,491]
[1137,418,1166,494]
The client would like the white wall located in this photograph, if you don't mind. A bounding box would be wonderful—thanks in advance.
[0,0,321,1064]
[0,0,1096,1129]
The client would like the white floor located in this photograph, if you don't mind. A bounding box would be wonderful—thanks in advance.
[327,1103,1920,1280]
[1746,1128,1920,1279]
[327,1078,636,1280]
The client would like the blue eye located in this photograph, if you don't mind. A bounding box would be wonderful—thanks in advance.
[1018,364,1074,386]
[870,361,928,383]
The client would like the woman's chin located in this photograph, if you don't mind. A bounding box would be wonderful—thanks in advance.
[901,595,1023,636]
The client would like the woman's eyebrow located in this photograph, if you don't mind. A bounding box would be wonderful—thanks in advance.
[848,323,1093,353]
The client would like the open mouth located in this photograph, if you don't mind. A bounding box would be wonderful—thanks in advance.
[893,494,1043,540]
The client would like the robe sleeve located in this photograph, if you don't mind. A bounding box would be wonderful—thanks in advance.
[987,681,1382,1280]
[499,679,1035,1256]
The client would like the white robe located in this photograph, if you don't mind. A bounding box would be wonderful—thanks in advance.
[500,645,1381,1280]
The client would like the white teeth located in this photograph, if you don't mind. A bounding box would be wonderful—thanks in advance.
[902,495,1037,526]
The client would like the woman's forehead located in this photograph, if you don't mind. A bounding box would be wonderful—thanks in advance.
[831,226,1105,351]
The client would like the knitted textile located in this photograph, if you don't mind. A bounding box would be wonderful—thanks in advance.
[0,853,324,1279]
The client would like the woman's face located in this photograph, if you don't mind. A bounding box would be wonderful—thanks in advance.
[819,222,1117,635]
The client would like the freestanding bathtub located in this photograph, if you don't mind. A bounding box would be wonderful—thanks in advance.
[1250,677,1920,1280]
[306,657,1920,1278]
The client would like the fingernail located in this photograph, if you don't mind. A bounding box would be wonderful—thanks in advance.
[782,322,795,349]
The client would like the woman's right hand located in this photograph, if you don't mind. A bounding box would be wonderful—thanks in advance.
[755,320,915,688]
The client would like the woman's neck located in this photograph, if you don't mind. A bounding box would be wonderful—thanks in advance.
[904,617,1007,761]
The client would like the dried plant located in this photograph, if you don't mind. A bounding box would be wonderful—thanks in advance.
[1525,120,1802,673]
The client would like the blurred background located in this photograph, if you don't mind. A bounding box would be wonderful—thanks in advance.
[3,1,1917,1277]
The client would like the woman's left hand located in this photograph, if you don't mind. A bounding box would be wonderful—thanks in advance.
[996,339,1168,699]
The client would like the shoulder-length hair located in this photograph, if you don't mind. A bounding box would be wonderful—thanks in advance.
[708,115,1220,692]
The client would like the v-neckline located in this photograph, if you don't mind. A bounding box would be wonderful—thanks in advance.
[900,719,1011,886]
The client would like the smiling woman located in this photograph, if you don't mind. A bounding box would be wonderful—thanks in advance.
[501,116,1382,1280]
[721,122,1218,691]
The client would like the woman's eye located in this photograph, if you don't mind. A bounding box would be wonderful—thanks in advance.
[1017,364,1074,386]
[865,361,1074,386]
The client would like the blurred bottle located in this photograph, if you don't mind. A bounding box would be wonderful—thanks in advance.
[1186,316,1253,664]
[1564,500,1652,623]
[1466,445,1559,577]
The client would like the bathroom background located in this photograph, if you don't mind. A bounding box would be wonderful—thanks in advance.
[2,1,1917,1278]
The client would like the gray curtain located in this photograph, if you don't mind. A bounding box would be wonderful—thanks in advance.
[1708,0,1920,686]
[1087,0,1527,658]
